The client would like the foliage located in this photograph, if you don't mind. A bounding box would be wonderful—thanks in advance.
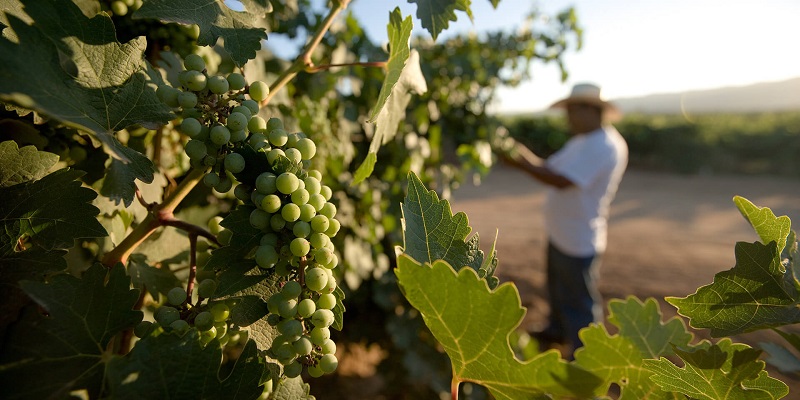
[397,173,796,399]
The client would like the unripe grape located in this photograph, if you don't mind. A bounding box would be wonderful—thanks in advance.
[261,194,281,213]
[230,129,247,143]
[111,1,128,16]
[266,149,285,165]
[326,218,341,237]
[211,303,230,322]
[234,184,251,203]
[155,306,180,326]
[299,204,317,222]
[284,148,302,164]
[168,286,187,306]
[218,229,233,246]
[316,293,336,310]
[260,233,278,246]
[282,280,302,299]
[248,116,267,133]
[285,133,300,148]
[266,117,283,132]
[203,173,220,188]
[184,53,206,72]
[323,273,338,292]
[224,153,246,173]
[200,326,217,344]
[266,313,281,326]
[268,128,288,147]
[207,75,229,94]
[198,279,217,299]
[290,238,310,257]
[310,215,330,233]
[214,321,228,338]
[314,248,335,268]
[249,133,268,150]
[210,125,231,146]
[305,267,328,292]
[320,202,337,219]
[292,336,313,355]
[250,209,270,230]
[308,194,326,211]
[278,298,298,319]
[267,294,283,315]
[255,245,279,268]
[255,172,277,194]
[241,99,260,115]
[248,80,270,102]
[319,354,338,374]
[303,177,321,195]
[309,233,329,249]
[183,71,207,92]
[290,188,309,206]
[194,311,215,331]
[203,154,217,167]
[157,85,180,107]
[281,203,301,222]
[134,321,154,338]
[227,112,248,131]
[274,343,297,364]
[185,139,207,160]
[169,319,190,332]
[178,91,198,108]
[307,364,324,378]
[296,138,317,160]
[276,173,299,194]
[227,72,246,90]
[320,338,337,355]
[320,185,333,201]
[292,221,311,238]
[310,326,330,345]
[297,298,316,318]
[180,117,202,138]
[214,175,233,193]
[283,361,302,378]
[270,214,286,231]
[311,309,335,328]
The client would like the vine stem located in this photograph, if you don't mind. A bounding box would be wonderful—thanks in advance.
[186,233,198,302]
[260,0,352,107]
[305,61,387,73]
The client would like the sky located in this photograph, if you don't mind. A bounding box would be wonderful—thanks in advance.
[264,0,800,114]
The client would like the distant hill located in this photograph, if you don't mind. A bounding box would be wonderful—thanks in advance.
[611,77,800,115]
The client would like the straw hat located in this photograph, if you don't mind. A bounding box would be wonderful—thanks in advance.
[549,83,621,122]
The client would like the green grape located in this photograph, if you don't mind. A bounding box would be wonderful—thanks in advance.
[241,99,260,115]
[276,172,299,195]
[274,343,297,364]
[183,70,207,92]
[319,354,338,374]
[134,321,154,338]
[295,138,317,160]
[285,133,301,148]
[255,172,277,194]
[231,105,252,119]
[266,149,285,165]
[266,117,283,132]
[194,311,214,331]
[215,176,233,193]
[310,215,330,233]
[203,154,217,167]
[197,279,217,299]
[290,238,310,257]
[214,321,228,338]
[261,233,278,246]
[320,185,333,201]
[185,139,207,160]
[184,53,206,72]
[200,326,217,344]
[283,148,302,164]
[168,286,187,306]
[292,336,313,355]
[178,91,198,108]
[316,292,336,310]
[323,273,338,292]
[303,177,321,195]
[218,229,233,245]
[320,202,337,219]
[169,319,190,332]
[207,75,229,94]
[314,248,335,268]
[270,214,286,231]
[261,194,281,213]
[308,193,326,211]
[267,294,283,315]
[311,309,334,328]
[182,108,203,120]
[154,307,179,327]
[230,129,247,143]
[326,218,341,237]
[255,245,279,268]
[210,125,231,146]
[277,298,298,319]
[111,1,128,16]
[227,112,248,131]
[297,298,316,318]
[157,85,180,107]
[282,280,302,299]
[266,313,281,326]
[307,169,323,181]
[292,221,311,238]
[305,267,328,292]
[320,338,337,355]
[227,72,246,90]
[307,364,324,378]
[210,303,230,322]
[203,173,220,188]
[281,203,301,222]
[309,233,329,249]
[224,153,246,173]
[283,361,303,378]
[250,209,270,230]
[180,117,202,138]
[248,80,269,102]
[248,116,267,133]
[299,204,317,222]
[268,128,288,147]
[197,125,210,141]
[310,326,330,345]
[291,188,309,205]
[235,184,252,202]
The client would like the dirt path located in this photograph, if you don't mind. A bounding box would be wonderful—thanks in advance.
[451,166,800,391]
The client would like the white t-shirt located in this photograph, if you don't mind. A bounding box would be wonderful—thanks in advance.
[544,125,628,257]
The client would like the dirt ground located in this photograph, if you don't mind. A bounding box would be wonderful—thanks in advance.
[449,165,800,394]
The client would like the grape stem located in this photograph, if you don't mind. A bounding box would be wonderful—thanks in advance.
[299,256,307,287]
[186,233,199,302]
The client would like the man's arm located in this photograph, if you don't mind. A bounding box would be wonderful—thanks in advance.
[502,141,574,189]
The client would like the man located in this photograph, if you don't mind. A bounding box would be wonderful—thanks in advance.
[504,83,628,355]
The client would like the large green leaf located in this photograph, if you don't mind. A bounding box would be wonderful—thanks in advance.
[0,263,142,400]
[395,255,602,398]
[408,0,473,40]
[573,297,691,399]
[400,171,497,287]
[133,0,268,66]
[643,339,789,400]
[0,0,166,205]
[0,141,58,188]
[366,8,414,123]
[667,197,800,336]
[107,332,266,399]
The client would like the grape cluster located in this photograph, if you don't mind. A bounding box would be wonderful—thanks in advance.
[157,53,271,194]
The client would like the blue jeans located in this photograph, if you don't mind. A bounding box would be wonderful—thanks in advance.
[543,241,603,351]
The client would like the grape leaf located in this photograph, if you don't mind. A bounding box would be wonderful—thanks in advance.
[573,297,692,398]
[408,0,473,40]
[127,253,181,302]
[107,332,266,399]
[366,8,414,123]
[667,197,800,336]
[0,263,142,399]
[0,0,166,205]
[206,204,260,272]
[99,137,157,206]
[395,255,602,398]
[133,0,268,66]
[0,141,58,188]
[400,171,497,285]
[643,339,789,399]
